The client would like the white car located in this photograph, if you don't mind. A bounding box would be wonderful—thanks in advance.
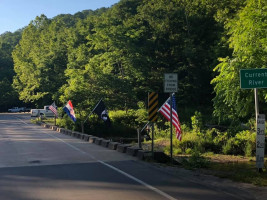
[8,107,24,112]
[31,106,54,117]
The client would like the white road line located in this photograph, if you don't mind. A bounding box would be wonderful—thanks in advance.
[42,130,177,200]
[98,160,177,200]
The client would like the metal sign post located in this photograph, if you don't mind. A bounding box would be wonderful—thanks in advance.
[240,69,266,171]
[256,114,265,172]
[170,93,173,164]
[148,92,158,159]
[151,122,155,159]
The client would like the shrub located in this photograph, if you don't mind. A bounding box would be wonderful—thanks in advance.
[191,111,203,133]
[153,121,170,139]
[175,131,199,153]
[236,130,256,156]
[182,149,210,169]
[186,148,193,154]
[245,142,253,157]
[174,148,183,155]
[221,130,256,156]
[164,145,170,155]
[222,138,234,155]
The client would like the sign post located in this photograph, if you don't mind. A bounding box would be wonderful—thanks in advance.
[240,69,266,172]
[148,92,158,158]
[256,114,265,171]
[164,73,178,163]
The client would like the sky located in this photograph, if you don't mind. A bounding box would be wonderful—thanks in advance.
[0,0,120,35]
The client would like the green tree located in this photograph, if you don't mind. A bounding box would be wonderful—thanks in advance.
[212,0,267,120]
[0,31,22,110]
[12,15,71,106]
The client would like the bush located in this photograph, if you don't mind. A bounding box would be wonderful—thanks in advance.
[185,148,193,154]
[175,131,199,153]
[245,142,253,157]
[222,130,256,156]
[153,121,170,139]
[163,145,170,155]
[56,109,139,139]
[174,148,182,155]
[56,115,77,130]
[222,138,234,155]
[191,111,203,133]
[182,149,210,169]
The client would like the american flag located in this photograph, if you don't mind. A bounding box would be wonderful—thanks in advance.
[49,102,58,117]
[158,94,182,141]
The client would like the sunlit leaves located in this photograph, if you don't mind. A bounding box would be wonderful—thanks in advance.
[212,0,267,120]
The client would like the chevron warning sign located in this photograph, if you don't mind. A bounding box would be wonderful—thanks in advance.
[148,92,158,122]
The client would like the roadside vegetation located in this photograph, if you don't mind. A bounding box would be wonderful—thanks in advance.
[2,0,267,185]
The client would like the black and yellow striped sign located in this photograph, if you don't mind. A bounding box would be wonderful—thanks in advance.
[148,92,158,122]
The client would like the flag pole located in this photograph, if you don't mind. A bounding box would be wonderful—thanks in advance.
[140,121,150,133]
[82,98,103,133]
[83,98,103,124]
[152,122,155,159]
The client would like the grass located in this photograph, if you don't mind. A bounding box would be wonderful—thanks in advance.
[204,161,267,186]
[172,153,267,186]
[32,117,55,124]
[143,139,267,186]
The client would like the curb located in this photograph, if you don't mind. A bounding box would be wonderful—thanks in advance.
[117,144,132,153]
[36,122,171,161]
[108,142,119,150]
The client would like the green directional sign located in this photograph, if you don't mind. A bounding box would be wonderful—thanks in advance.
[240,69,267,89]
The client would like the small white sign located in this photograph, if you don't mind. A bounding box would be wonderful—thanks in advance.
[164,73,178,93]
[256,114,265,169]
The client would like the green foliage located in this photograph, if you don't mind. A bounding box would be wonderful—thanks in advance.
[212,0,267,120]
[57,109,141,139]
[174,131,199,153]
[0,31,22,111]
[182,149,210,169]
[153,121,170,140]
[8,0,229,114]
[134,101,148,126]
[161,125,257,157]
[208,161,267,186]
[191,111,203,133]
[12,15,70,106]
[109,109,137,129]
[185,148,193,154]
[244,142,253,157]
[222,130,256,156]
[0,78,19,111]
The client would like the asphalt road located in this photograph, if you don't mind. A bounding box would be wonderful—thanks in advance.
[0,113,257,200]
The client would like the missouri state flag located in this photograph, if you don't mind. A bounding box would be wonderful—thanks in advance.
[63,100,76,122]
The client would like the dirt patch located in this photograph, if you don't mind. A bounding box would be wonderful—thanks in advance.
[203,154,254,163]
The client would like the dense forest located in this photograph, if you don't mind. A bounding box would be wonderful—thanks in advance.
[0,0,266,137]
